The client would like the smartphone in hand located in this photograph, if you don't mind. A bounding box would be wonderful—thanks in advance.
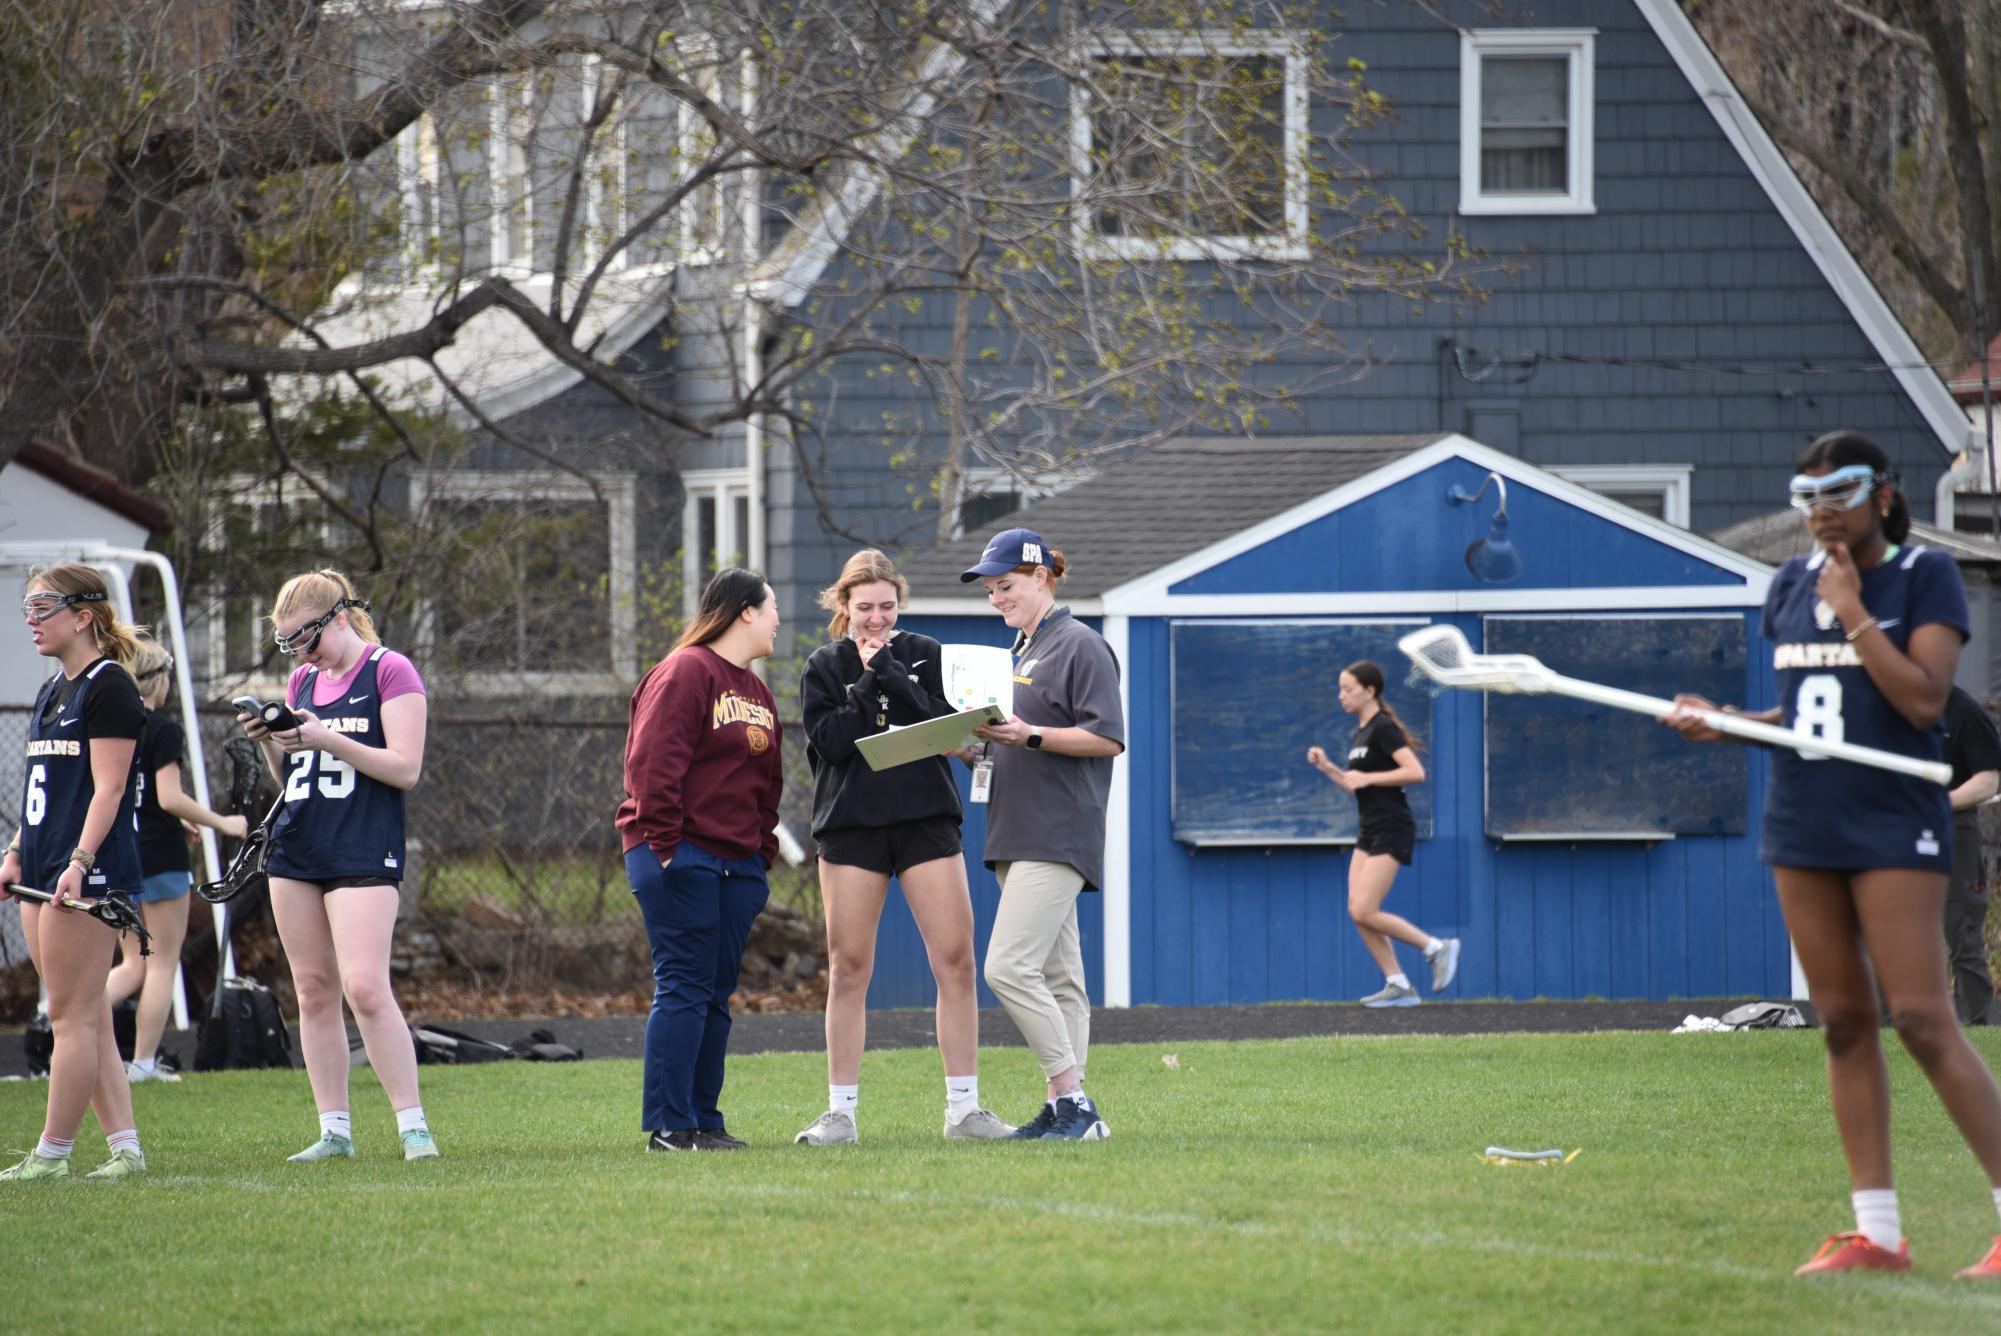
[232,695,303,733]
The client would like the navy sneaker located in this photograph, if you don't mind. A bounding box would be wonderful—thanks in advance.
[694,1128,746,1150]
[1043,1094,1110,1141]
[1006,1102,1059,1140]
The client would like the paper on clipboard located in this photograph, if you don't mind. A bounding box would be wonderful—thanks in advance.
[855,703,1005,772]
[943,644,1012,715]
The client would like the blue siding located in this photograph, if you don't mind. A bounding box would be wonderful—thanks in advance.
[1171,459,1752,595]
[1124,610,1786,1004]
[861,612,1105,1011]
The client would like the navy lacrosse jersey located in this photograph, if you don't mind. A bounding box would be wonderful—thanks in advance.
[265,648,408,882]
[1761,545,1969,871]
[19,659,144,894]
[1347,713,1415,831]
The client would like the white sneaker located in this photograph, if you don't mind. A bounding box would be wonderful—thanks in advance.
[1360,981,1421,1008]
[1427,938,1462,993]
[943,1107,1016,1140]
[125,1061,182,1085]
[794,1110,858,1146]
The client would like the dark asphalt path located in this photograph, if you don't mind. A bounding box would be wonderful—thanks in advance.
[0,998,1802,1077]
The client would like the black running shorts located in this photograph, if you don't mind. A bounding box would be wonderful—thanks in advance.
[817,816,963,876]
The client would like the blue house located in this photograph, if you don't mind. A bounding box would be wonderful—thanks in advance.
[877,432,1788,1009]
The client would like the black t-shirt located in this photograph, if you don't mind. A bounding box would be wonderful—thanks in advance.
[1943,686,2001,816]
[1347,712,1415,829]
[135,709,191,873]
[38,658,146,742]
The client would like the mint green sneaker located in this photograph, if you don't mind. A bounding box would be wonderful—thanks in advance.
[0,1151,70,1181]
[287,1133,355,1163]
[82,1147,145,1181]
[400,1128,439,1161]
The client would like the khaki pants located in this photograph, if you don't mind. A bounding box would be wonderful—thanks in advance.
[984,860,1090,1079]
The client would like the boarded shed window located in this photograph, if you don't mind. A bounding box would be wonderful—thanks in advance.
[1171,619,1433,845]
[1482,615,1749,838]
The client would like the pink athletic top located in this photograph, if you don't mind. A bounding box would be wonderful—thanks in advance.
[287,647,425,712]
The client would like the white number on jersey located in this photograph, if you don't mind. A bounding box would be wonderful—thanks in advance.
[24,764,46,826]
[285,751,358,801]
[1794,673,1844,760]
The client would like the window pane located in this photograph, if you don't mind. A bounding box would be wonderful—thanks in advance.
[697,496,719,586]
[1481,56,1568,195]
[1091,53,1287,240]
[731,494,751,567]
[960,489,1022,533]
[1597,489,1666,519]
[435,500,611,672]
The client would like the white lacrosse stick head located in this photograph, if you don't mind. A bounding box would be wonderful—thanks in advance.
[1396,625,1557,695]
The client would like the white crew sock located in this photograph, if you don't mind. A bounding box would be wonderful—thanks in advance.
[105,1128,142,1159]
[1386,972,1412,991]
[319,1110,352,1142]
[945,1075,980,1123]
[34,1134,73,1162]
[1852,1188,1901,1250]
[829,1084,859,1117]
[395,1106,428,1136]
[1992,1185,2001,1228]
[1058,1086,1090,1107]
[1422,937,1444,958]
[129,1057,158,1076]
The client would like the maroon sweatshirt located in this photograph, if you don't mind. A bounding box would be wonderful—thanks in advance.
[616,646,783,867]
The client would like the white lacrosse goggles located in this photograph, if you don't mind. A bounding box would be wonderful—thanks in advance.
[1788,463,1880,514]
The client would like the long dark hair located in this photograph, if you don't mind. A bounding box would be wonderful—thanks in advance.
[673,567,771,655]
[1345,659,1424,753]
[1796,430,1910,544]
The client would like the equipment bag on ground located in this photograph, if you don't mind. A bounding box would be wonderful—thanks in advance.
[194,976,295,1071]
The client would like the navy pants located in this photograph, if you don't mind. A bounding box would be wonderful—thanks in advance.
[627,840,770,1132]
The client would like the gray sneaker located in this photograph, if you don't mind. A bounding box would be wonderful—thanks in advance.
[1427,938,1463,993]
[1360,981,1421,1008]
[943,1108,1016,1140]
[794,1110,858,1146]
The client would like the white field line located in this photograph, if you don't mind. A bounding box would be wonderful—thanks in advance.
[138,1174,2001,1314]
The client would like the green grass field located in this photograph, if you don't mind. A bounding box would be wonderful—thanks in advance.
[8,1030,2001,1333]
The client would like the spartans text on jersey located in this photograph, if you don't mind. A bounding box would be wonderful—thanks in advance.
[1773,642,1864,670]
[24,739,82,757]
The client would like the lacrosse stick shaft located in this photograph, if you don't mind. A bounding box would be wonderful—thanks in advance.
[1549,674,1953,785]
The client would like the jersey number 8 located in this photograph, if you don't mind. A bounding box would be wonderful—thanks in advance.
[284,751,357,801]
[1795,673,1844,759]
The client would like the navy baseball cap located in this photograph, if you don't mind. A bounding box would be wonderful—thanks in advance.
[960,527,1051,582]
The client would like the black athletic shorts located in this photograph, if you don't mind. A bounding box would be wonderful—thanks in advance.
[286,874,402,894]
[1355,822,1415,866]
[817,816,963,876]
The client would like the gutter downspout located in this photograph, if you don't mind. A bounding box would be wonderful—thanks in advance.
[1936,422,1985,530]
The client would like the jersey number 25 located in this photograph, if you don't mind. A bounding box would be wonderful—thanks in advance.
[285,751,357,801]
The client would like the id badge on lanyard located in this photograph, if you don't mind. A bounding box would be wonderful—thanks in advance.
[969,756,994,804]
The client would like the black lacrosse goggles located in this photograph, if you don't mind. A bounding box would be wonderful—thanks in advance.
[135,653,175,682]
[273,598,369,657]
[6,885,151,955]
[21,590,109,624]
[1788,463,1884,515]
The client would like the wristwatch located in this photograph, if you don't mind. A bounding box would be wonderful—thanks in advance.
[1025,726,1044,750]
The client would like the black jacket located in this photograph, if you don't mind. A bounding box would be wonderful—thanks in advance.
[801,631,963,836]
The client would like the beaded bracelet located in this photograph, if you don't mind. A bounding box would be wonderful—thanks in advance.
[1843,616,1879,643]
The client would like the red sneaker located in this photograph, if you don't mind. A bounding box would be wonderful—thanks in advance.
[1793,1232,1911,1276]
[1956,1237,2001,1280]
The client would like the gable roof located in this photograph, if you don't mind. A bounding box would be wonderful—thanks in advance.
[11,440,172,534]
[1708,510,2001,567]
[1635,0,1964,456]
[901,434,1447,602]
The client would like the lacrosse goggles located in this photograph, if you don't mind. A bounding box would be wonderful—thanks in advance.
[274,599,370,657]
[1789,463,1887,515]
[21,589,109,623]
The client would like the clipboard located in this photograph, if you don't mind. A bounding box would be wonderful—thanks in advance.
[855,704,1005,772]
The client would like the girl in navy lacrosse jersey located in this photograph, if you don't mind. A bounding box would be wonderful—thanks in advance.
[239,570,436,1164]
[1667,432,2001,1278]
[0,564,148,1181]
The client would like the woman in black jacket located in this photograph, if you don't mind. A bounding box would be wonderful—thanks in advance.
[794,549,1012,1145]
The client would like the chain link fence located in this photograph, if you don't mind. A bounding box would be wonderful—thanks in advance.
[0,704,821,998]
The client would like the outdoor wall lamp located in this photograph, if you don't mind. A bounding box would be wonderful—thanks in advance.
[1446,471,1523,583]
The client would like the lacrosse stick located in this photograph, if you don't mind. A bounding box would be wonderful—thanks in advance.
[197,736,280,904]
[6,884,151,955]
[1398,624,1952,786]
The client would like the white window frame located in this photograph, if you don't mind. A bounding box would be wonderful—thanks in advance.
[197,474,343,692]
[682,468,752,616]
[1070,30,1311,262]
[408,470,639,693]
[1459,29,1596,216]
[1550,464,1691,528]
[950,466,1076,539]
[489,74,538,273]
[395,112,442,270]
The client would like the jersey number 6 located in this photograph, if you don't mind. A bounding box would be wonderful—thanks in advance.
[284,751,357,801]
[1795,674,1844,759]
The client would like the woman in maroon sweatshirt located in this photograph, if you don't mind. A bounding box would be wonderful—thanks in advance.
[617,567,783,1152]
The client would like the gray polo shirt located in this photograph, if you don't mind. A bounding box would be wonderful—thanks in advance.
[983,607,1125,890]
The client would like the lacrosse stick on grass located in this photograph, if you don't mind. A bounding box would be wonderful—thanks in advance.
[5,884,151,955]
[1397,624,1951,786]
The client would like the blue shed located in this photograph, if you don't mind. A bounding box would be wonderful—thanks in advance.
[881,432,1788,1010]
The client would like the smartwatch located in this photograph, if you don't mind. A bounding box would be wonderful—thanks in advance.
[1025,726,1044,750]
